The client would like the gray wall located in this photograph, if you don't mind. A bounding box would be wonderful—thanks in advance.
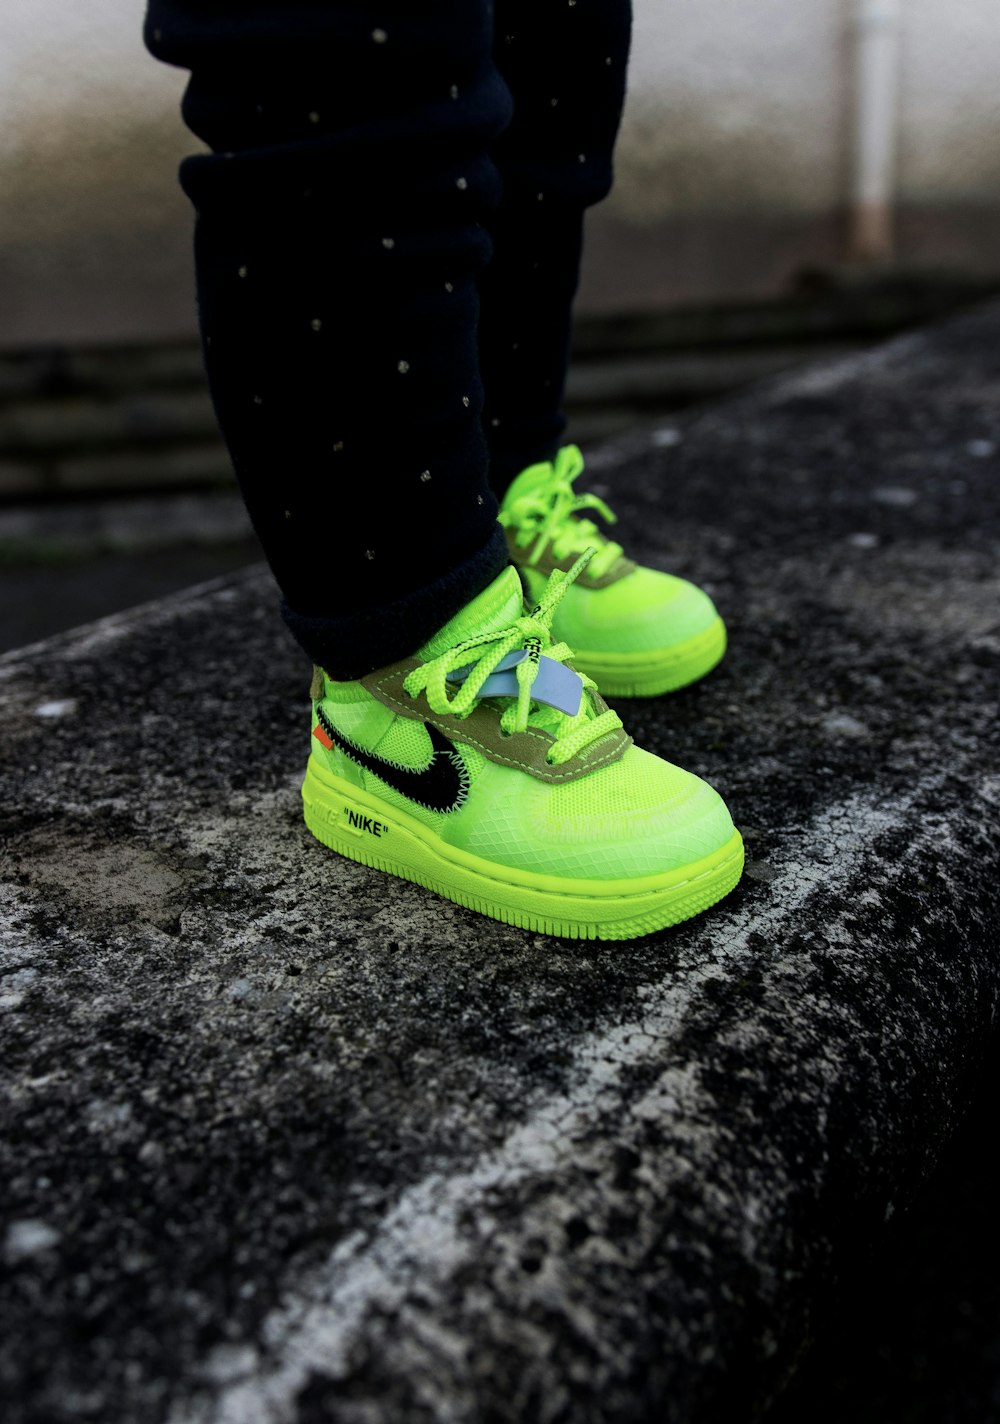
[2,0,999,344]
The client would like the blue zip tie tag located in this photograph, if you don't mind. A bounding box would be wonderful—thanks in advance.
[448,650,583,717]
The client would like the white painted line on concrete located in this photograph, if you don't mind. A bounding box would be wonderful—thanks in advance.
[170,789,917,1424]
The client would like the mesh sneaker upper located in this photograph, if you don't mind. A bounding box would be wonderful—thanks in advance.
[458,746,733,879]
[501,445,721,658]
[311,566,735,883]
[520,563,719,655]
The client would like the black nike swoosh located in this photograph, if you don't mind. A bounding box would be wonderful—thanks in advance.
[317,706,468,813]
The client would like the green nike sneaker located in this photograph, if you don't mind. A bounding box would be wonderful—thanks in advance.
[499,444,726,697]
[302,555,742,939]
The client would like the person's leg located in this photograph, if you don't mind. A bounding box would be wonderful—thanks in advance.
[144,0,510,679]
[145,1,743,937]
[479,0,632,494]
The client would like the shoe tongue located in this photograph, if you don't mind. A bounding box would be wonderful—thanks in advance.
[499,457,555,511]
[418,565,525,660]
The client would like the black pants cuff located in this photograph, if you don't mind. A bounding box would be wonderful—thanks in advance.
[283,522,510,680]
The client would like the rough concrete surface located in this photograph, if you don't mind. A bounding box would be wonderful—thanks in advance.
[1,307,999,1424]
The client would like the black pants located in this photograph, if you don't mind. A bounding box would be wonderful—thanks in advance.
[145,0,632,677]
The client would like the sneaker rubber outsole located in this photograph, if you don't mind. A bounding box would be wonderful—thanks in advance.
[303,757,744,940]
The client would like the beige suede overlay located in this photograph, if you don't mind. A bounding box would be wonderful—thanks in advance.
[360,657,631,785]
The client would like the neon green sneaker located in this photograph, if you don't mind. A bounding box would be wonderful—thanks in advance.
[302,556,742,940]
[499,444,726,697]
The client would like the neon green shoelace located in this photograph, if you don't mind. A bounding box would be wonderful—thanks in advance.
[404,552,622,767]
[499,444,624,580]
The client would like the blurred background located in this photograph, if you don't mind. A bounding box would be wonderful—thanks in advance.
[3,0,1000,341]
[2,5,1000,1417]
[3,0,1000,652]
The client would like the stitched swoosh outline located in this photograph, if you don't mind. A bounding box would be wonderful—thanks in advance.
[316,706,469,813]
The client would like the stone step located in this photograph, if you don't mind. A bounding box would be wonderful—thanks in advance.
[1,305,998,1424]
[4,274,997,499]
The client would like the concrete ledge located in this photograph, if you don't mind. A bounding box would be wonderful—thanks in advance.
[2,307,999,1423]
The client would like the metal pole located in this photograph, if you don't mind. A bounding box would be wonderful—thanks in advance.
[849,0,903,263]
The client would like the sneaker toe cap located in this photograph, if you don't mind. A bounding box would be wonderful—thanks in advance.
[469,748,737,882]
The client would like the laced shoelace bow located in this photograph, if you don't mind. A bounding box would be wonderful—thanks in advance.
[498,444,624,580]
[403,552,622,767]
